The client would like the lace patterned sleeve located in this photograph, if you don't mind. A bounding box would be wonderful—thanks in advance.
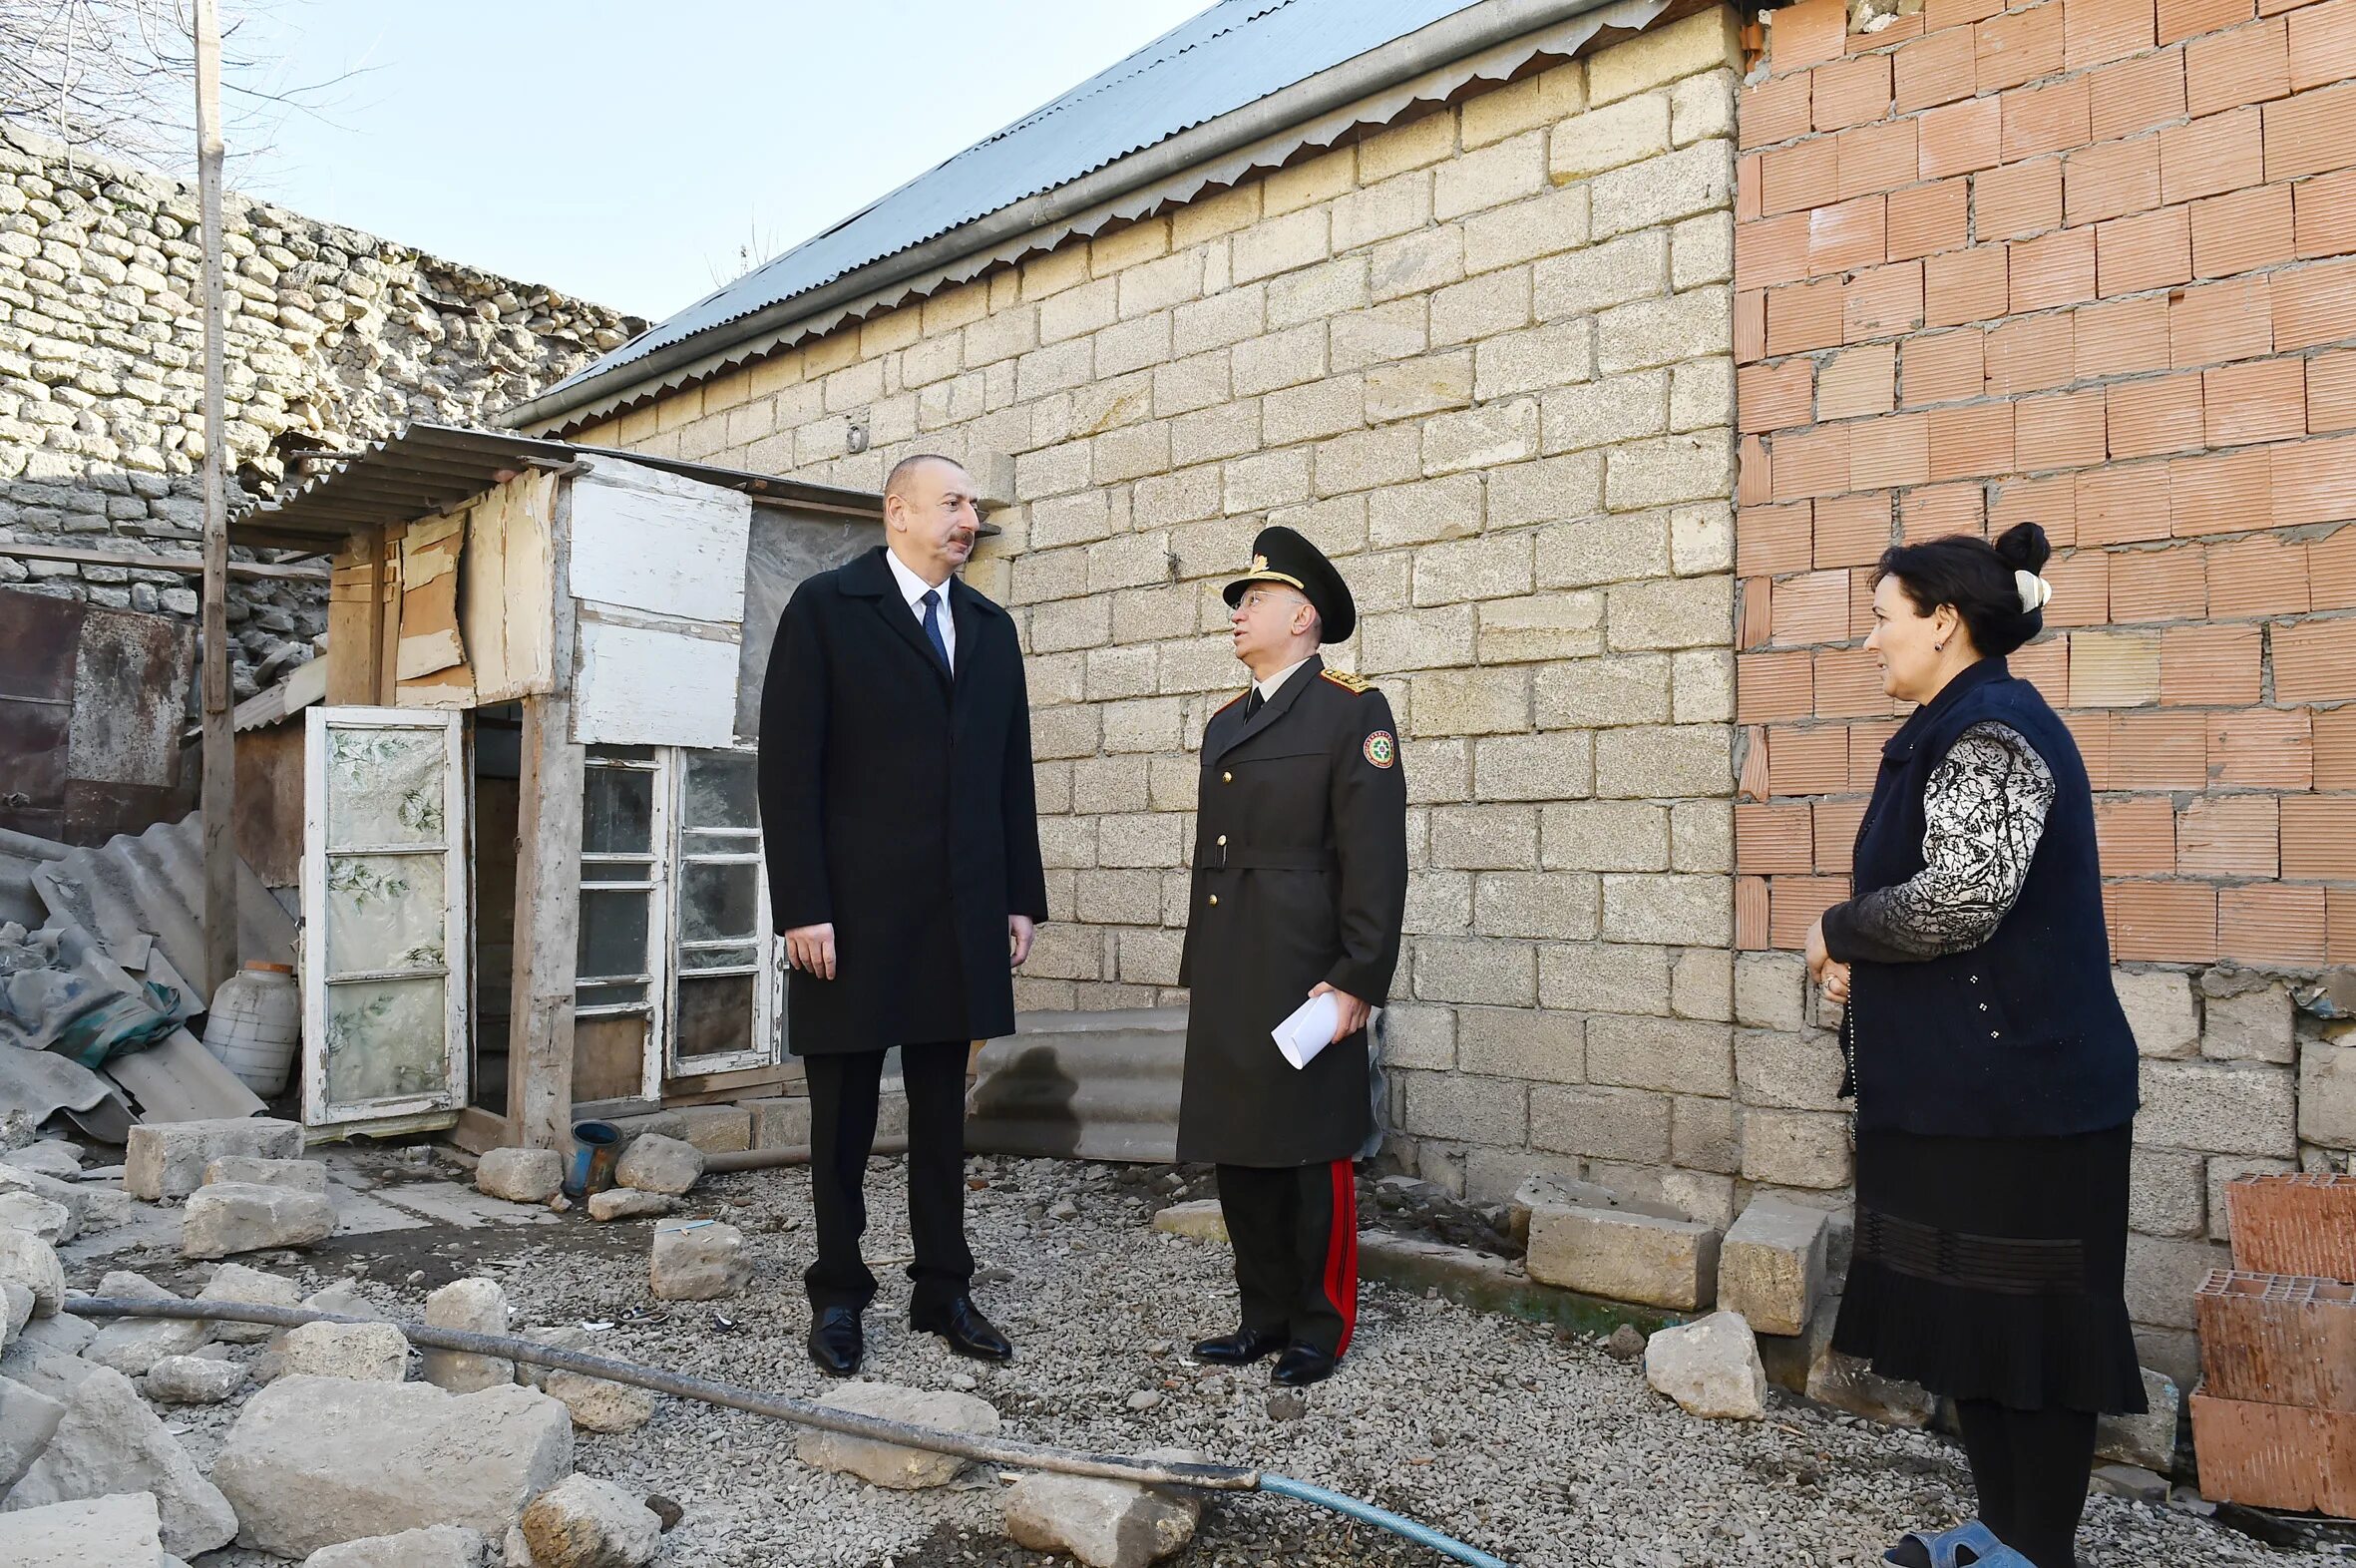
[1822,722,2057,965]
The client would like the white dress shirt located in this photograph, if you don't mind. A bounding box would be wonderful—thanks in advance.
[1253,655,1315,705]
[885,548,957,670]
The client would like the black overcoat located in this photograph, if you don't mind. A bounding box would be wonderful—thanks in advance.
[756,547,1048,1055]
[1176,657,1409,1167]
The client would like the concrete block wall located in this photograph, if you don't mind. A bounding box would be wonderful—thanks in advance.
[574,10,1753,1220]
[1734,0,2356,1383]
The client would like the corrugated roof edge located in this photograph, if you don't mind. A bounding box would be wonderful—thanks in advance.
[503,0,1677,438]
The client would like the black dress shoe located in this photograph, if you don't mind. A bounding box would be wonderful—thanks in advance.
[1271,1342,1338,1385]
[911,1295,1013,1363]
[1190,1327,1288,1366]
[808,1306,863,1376]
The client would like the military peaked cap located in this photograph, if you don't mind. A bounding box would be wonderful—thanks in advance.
[1221,525,1356,643]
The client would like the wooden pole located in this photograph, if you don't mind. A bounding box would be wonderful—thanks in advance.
[195,0,236,998]
[507,477,583,1149]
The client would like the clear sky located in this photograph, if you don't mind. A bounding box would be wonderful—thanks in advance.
[221,0,1209,322]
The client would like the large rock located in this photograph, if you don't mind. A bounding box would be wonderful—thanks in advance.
[2096,1367,2181,1473]
[587,1188,672,1223]
[1717,1196,1831,1337]
[421,1278,512,1392]
[1149,1200,1227,1242]
[2,1281,30,1349]
[546,1368,655,1432]
[3,1311,97,1399]
[1003,1453,1204,1568]
[198,1261,304,1343]
[1526,1203,1720,1310]
[83,1270,211,1374]
[1,1142,81,1180]
[614,1133,703,1196]
[126,1116,304,1200]
[0,1227,64,1317]
[3,1364,239,1556]
[0,1493,165,1568]
[0,1372,65,1491]
[205,1154,330,1193]
[1645,1311,1768,1420]
[519,1474,660,1568]
[183,1181,334,1258]
[0,1191,75,1244]
[148,1352,249,1403]
[301,1525,489,1568]
[280,1320,410,1382]
[513,1324,590,1390]
[476,1148,563,1205]
[795,1381,999,1488]
[648,1221,749,1300]
[211,1376,575,1558]
[0,1166,88,1230]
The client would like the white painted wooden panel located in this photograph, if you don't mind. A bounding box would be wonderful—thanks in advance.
[568,458,751,626]
[573,617,738,748]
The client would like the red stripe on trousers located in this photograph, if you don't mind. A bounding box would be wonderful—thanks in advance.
[1322,1158,1358,1357]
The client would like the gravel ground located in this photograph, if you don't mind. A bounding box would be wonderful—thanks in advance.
[70,1152,2351,1568]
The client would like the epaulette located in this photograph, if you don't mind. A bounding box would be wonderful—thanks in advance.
[1321,667,1373,694]
[1214,689,1247,714]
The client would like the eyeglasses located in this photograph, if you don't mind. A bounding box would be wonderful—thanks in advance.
[1237,588,1306,614]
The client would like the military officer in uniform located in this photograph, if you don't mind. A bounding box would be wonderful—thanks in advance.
[1178,525,1409,1387]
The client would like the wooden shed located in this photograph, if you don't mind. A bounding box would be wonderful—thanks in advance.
[230,423,883,1152]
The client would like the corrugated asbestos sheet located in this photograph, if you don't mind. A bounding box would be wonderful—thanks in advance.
[546,0,1483,399]
[33,814,297,988]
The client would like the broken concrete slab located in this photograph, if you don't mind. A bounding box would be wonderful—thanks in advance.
[212,1376,574,1558]
[545,1368,655,1433]
[1646,1311,1767,1420]
[126,1116,303,1200]
[519,1474,661,1568]
[797,1381,999,1488]
[1805,1347,1934,1427]
[0,1372,64,1491]
[0,1226,64,1316]
[301,1525,490,1568]
[476,1147,563,1205]
[744,1095,810,1151]
[1718,1195,1830,1338]
[196,1261,302,1343]
[182,1181,334,1258]
[3,1363,238,1556]
[2097,1368,2181,1474]
[607,1103,752,1155]
[1525,1204,1719,1311]
[0,1165,88,1230]
[421,1277,512,1393]
[82,1269,210,1374]
[204,1154,329,1193]
[614,1133,703,1196]
[1003,1452,1204,1568]
[0,1492,165,1568]
[648,1221,749,1300]
[586,1188,671,1223]
[0,1142,82,1180]
[147,1352,249,1403]
[279,1321,409,1382]
[1149,1199,1227,1242]
[0,1191,74,1244]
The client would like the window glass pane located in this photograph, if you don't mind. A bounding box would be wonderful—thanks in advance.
[679,862,758,945]
[325,728,445,849]
[679,831,755,856]
[324,978,448,1103]
[582,767,653,855]
[683,752,758,829]
[577,889,649,980]
[576,981,649,1010]
[680,942,758,972]
[675,973,754,1059]
[578,857,653,882]
[324,854,446,977]
[588,744,655,762]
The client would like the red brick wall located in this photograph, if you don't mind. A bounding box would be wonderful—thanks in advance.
[1734,0,2356,970]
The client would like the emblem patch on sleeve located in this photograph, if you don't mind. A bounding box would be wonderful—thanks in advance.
[1363,730,1396,768]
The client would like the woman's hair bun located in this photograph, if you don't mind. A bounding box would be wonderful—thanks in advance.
[1993,521,2051,576]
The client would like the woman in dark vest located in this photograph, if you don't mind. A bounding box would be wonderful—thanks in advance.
[1806,522,2142,1568]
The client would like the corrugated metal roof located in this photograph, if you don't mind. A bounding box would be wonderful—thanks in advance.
[542,0,1485,405]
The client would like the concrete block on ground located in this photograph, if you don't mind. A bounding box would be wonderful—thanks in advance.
[1525,1202,1719,1310]
[476,1148,563,1204]
[649,1221,749,1299]
[519,1474,661,1568]
[0,1142,81,1180]
[182,1181,333,1258]
[745,1095,812,1150]
[126,1116,303,1200]
[197,1261,302,1343]
[2190,1390,2356,1516]
[301,1525,489,1568]
[606,1103,753,1154]
[545,1368,656,1433]
[1151,1199,1227,1242]
[5,1363,238,1556]
[147,1351,249,1403]
[0,1493,164,1568]
[796,1382,1000,1488]
[204,1154,330,1192]
[279,1320,410,1382]
[82,1269,209,1374]
[2096,1368,2181,1474]
[588,1188,673,1222]
[614,1133,704,1196]
[1004,1450,1205,1568]
[0,1227,64,1316]
[421,1277,512,1392]
[1645,1310,1767,1419]
[0,1191,73,1244]
[211,1375,574,1558]
[1718,1194,1829,1337]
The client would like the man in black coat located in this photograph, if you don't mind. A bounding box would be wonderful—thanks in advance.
[757,453,1048,1375]
[1178,526,1408,1387]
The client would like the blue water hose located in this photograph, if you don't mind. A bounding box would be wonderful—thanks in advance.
[1259,1472,1516,1568]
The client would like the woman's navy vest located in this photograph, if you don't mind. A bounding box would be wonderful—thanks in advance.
[1841,656,2140,1139]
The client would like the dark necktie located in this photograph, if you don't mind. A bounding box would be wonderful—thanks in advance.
[919,588,950,672]
[1243,686,1264,719]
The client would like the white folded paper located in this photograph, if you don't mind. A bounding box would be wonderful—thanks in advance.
[1271,991,1341,1071]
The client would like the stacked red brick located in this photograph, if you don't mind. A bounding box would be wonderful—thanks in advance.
[2192,1173,2356,1514]
[1732,0,2356,966]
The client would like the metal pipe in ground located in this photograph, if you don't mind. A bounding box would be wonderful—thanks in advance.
[73,1298,1515,1567]
[701,1136,909,1173]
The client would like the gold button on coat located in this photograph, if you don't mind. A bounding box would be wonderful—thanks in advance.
[1222,771,1233,782]
[1208,894,1219,906]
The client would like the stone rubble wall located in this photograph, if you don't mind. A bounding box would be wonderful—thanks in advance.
[0,125,644,697]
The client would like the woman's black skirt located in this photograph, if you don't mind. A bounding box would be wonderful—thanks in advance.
[1831,1121,2148,1414]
